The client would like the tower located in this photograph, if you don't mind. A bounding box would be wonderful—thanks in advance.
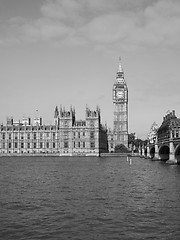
[54,106,59,126]
[113,58,128,148]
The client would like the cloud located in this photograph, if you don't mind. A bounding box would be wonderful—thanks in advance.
[80,13,137,44]
[41,0,84,25]
[139,0,180,47]
[80,0,180,50]
[1,16,73,43]
[0,0,180,50]
[36,18,73,40]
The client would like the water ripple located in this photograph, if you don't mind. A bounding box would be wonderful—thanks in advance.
[0,156,180,240]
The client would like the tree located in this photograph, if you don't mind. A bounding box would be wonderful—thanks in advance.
[128,133,136,145]
[114,144,130,153]
[128,133,148,153]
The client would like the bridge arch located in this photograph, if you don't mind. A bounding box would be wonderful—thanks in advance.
[149,146,155,159]
[175,145,180,164]
[144,148,147,157]
[159,145,169,161]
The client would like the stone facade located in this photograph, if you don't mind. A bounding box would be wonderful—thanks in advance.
[144,110,180,163]
[108,58,128,152]
[0,106,108,156]
[0,59,129,155]
[157,110,180,141]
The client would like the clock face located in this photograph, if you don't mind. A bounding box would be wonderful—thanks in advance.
[116,90,124,99]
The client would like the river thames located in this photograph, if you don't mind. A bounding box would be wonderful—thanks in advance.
[0,156,180,240]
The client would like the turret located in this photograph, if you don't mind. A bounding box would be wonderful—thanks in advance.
[54,106,59,126]
[6,117,13,126]
[22,116,31,126]
[59,106,75,127]
[33,110,42,126]
[86,106,100,128]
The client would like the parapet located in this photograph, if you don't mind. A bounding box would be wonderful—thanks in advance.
[163,110,176,122]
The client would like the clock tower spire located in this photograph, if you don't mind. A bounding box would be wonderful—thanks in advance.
[116,57,126,84]
[112,57,128,148]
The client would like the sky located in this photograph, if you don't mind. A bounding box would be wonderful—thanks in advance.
[0,0,180,139]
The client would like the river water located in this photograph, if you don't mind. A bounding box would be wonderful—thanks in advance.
[0,156,180,240]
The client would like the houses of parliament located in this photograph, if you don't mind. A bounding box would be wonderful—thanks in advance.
[0,59,128,156]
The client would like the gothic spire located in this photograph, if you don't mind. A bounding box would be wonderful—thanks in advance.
[54,106,59,118]
[117,57,123,73]
[116,57,125,84]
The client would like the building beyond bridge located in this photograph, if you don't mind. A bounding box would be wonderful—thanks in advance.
[141,110,180,164]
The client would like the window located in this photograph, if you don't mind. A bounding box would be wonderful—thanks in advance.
[83,132,85,137]
[2,133,5,140]
[78,142,80,148]
[78,132,80,138]
[90,142,95,149]
[90,132,95,139]
[64,121,68,127]
[46,142,49,148]
[9,134,11,140]
[40,142,43,148]
[64,131,68,139]
[27,133,30,140]
[46,132,49,138]
[64,142,68,148]
[34,143,36,149]
[176,131,179,138]
[74,141,76,148]
[9,142,11,149]
[27,143,30,149]
[33,133,36,140]
[15,142,18,149]
[83,142,85,148]
[90,121,94,127]
[21,134,24,140]
[21,143,24,149]
[53,133,56,140]
[53,142,55,148]
[15,133,18,140]
[40,133,43,139]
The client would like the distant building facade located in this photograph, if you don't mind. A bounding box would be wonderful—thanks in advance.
[108,58,128,152]
[0,106,108,156]
[157,110,180,141]
[147,122,159,144]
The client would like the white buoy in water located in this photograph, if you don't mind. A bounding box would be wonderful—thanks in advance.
[129,158,132,165]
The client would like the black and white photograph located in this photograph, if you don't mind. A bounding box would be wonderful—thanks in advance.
[0,0,180,239]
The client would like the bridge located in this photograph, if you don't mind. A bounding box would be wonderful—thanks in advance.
[139,137,180,164]
[139,110,180,164]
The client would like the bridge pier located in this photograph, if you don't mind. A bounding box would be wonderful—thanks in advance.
[166,139,177,164]
[138,145,147,158]
[154,142,159,160]
[146,145,151,158]
[142,147,145,157]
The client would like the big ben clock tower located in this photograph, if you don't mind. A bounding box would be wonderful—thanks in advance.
[113,58,128,148]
